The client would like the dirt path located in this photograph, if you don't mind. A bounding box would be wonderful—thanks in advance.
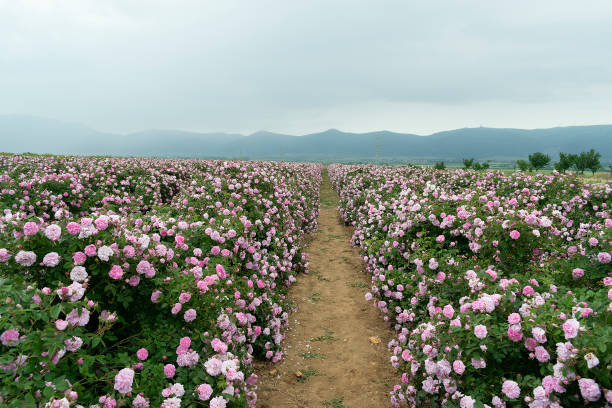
[255,170,395,408]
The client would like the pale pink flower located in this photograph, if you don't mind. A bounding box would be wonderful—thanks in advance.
[170,383,184,397]
[534,346,550,362]
[209,396,227,408]
[205,357,223,376]
[70,266,88,282]
[501,380,520,399]
[562,319,579,339]
[572,268,585,279]
[109,265,123,280]
[171,303,182,314]
[132,395,149,408]
[164,364,176,378]
[113,368,134,394]
[73,251,86,265]
[584,352,599,368]
[578,378,601,402]
[197,383,213,401]
[1,329,20,346]
[55,319,68,331]
[23,221,39,236]
[44,224,62,241]
[460,395,475,408]
[0,248,10,262]
[136,348,148,360]
[184,308,197,322]
[453,360,465,375]
[15,250,36,266]
[531,327,547,343]
[64,336,83,352]
[42,252,60,267]
[211,338,228,353]
[474,324,487,339]
[507,313,521,324]
[597,252,611,264]
[66,222,81,235]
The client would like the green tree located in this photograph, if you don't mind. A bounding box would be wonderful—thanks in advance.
[528,152,551,170]
[472,162,482,171]
[554,152,577,173]
[574,149,601,174]
[585,149,602,175]
[481,161,490,170]
[516,159,531,171]
[434,161,446,170]
[462,158,475,169]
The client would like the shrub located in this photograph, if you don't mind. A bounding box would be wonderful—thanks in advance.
[0,156,322,407]
[330,164,611,407]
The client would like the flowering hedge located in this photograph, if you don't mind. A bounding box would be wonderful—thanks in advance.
[329,164,611,408]
[0,155,321,407]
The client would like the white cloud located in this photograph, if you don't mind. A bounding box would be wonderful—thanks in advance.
[0,0,611,134]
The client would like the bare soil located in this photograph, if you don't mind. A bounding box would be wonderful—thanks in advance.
[255,171,395,408]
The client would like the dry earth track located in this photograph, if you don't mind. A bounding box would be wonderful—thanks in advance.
[255,170,395,408]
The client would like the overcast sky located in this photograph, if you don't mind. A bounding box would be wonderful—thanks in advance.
[1,0,611,135]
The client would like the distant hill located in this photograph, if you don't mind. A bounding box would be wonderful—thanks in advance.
[1,115,611,162]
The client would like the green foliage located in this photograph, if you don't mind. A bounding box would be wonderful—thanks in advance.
[528,152,551,170]
[462,158,475,169]
[472,161,490,171]
[434,161,446,170]
[516,159,531,171]
[554,152,577,173]
[577,149,602,175]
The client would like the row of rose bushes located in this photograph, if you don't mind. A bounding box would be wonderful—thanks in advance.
[329,164,611,408]
[0,155,321,407]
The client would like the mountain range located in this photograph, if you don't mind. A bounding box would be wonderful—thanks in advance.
[1,115,611,163]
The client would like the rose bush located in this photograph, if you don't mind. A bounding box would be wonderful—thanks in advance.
[0,155,321,407]
[330,164,611,407]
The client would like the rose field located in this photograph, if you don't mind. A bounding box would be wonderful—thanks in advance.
[0,155,321,407]
[1,156,611,408]
[329,164,611,407]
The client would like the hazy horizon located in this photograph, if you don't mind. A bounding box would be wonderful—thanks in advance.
[2,1,612,136]
[5,113,612,138]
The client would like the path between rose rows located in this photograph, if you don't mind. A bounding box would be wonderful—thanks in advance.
[255,172,395,408]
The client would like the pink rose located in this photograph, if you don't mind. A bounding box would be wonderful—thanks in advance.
[453,360,465,375]
[164,363,176,378]
[23,221,39,236]
[572,268,584,279]
[562,318,579,339]
[507,313,521,324]
[113,368,134,395]
[197,383,213,401]
[443,304,454,319]
[136,348,148,361]
[66,222,81,235]
[184,308,197,322]
[109,265,123,280]
[502,380,520,399]
[474,324,487,339]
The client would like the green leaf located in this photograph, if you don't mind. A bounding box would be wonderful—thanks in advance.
[50,304,62,319]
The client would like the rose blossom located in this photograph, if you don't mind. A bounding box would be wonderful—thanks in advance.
[113,368,135,394]
[501,380,520,399]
